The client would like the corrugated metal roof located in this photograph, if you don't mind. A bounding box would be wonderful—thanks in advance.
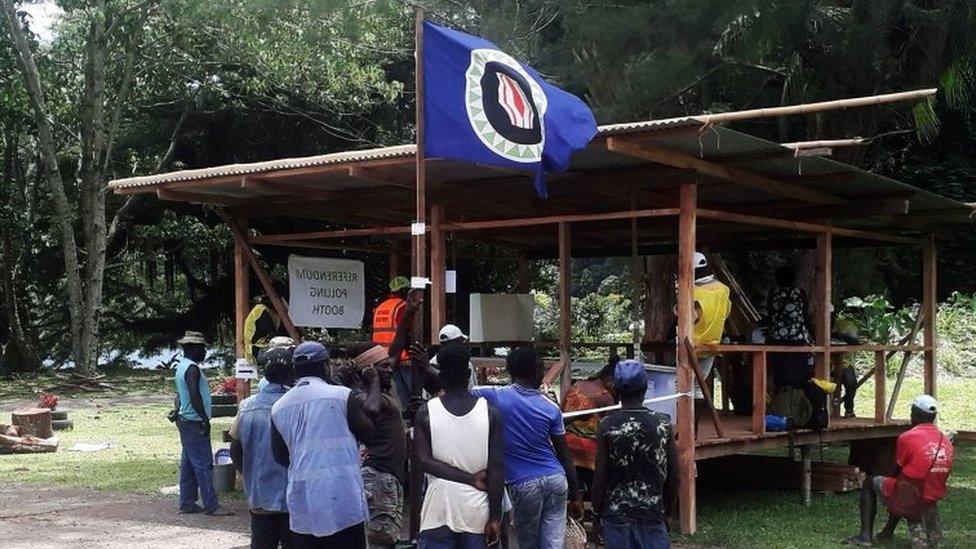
[109,144,417,190]
[108,118,707,190]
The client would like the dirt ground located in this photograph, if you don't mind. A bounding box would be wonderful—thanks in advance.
[0,483,251,549]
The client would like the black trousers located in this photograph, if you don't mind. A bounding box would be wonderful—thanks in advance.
[290,522,366,549]
[251,511,291,549]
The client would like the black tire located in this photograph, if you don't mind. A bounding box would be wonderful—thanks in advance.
[50,410,69,421]
[211,404,238,418]
[51,419,74,431]
[210,394,237,405]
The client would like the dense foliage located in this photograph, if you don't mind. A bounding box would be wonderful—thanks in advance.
[1,0,974,373]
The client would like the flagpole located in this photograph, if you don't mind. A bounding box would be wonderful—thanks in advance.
[409,4,427,541]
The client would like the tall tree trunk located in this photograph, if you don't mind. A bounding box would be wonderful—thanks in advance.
[643,255,677,343]
[2,0,87,373]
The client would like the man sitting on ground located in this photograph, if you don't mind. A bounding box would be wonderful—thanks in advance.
[415,345,504,548]
[472,347,582,549]
[844,395,955,548]
[230,346,295,549]
[592,359,677,549]
[353,345,407,548]
[271,342,374,548]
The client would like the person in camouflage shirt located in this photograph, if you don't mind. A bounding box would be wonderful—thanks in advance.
[592,359,678,549]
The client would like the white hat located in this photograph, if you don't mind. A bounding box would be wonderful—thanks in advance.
[912,394,938,414]
[693,252,707,268]
[438,324,468,342]
[268,336,295,348]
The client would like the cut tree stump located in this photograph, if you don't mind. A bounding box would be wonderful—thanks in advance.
[11,408,53,439]
[0,432,58,454]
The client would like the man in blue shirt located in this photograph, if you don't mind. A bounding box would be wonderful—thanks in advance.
[173,330,232,516]
[230,346,295,549]
[471,347,581,549]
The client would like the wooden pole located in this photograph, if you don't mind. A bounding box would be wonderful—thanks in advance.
[922,236,937,397]
[752,351,767,435]
[698,88,937,124]
[409,8,426,541]
[559,221,572,400]
[814,230,832,379]
[233,216,251,402]
[430,204,446,343]
[224,216,300,342]
[874,351,887,425]
[676,182,697,534]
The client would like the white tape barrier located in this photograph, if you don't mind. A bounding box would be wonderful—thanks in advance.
[561,391,694,420]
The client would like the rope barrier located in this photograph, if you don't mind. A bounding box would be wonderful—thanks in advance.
[561,391,693,419]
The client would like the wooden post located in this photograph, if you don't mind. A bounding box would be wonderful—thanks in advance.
[800,445,811,506]
[559,221,572,400]
[233,216,251,402]
[922,236,937,397]
[409,8,426,540]
[814,230,832,380]
[430,204,446,343]
[676,182,697,534]
[874,351,886,424]
[752,351,767,435]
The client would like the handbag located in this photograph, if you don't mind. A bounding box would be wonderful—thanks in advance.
[887,434,943,520]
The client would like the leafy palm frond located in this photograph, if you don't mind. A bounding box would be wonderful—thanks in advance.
[912,97,941,144]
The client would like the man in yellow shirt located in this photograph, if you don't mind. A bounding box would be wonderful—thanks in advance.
[692,253,731,431]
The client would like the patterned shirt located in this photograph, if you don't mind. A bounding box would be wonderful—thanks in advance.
[599,408,670,523]
[764,286,812,344]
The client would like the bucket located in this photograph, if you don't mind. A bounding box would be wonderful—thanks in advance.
[644,364,677,422]
[213,463,236,493]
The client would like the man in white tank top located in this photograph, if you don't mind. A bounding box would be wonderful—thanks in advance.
[414,344,504,548]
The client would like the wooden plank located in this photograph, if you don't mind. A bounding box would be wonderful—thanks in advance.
[157,188,246,206]
[699,344,827,353]
[830,226,923,245]
[223,215,300,342]
[875,351,886,425]
[251,225,414,243]
[558,222,572,400]
[676,181,697,534]
[241,177,336,201]
[814,231,832,382]
[233,216,251,402]
[684,338,725,437]
[887,314,925,420]
[348,165,415,188]
[606,137,841,204]
[699,88,937,124]
[441,207,680,232]
[429,204,446,343]
[752,351,767,435]
[922,236,937,396]
[698,208,828,233]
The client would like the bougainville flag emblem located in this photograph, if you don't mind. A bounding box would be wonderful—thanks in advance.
[423,21,596,198]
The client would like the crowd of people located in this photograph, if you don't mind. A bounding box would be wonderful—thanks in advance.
[166,261,956,549]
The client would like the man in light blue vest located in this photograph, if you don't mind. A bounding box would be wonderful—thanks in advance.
[174,330,233,516]
[230,345,295,548]
[271,341,374,548]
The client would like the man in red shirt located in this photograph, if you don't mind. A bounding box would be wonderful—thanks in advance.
[844,395,954,548]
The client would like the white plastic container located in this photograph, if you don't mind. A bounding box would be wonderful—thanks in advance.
[644,364,678,422]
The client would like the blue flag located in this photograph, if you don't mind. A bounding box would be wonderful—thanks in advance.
[423,20,597,198]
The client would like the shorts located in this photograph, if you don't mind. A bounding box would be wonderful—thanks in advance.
[362,465,403,547]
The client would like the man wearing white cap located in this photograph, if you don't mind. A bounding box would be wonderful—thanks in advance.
[844,395,955,548]
[427,324,479,389]
[690,253,730,432]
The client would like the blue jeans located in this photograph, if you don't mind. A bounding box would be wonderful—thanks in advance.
[602,517,669,549]
[417,526,486,549]
[177,418,219,512]
[508,474,567,549]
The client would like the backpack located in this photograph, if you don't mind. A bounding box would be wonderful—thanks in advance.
[768,386,812,428]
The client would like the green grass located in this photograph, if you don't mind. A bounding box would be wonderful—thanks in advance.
[686,377,976,548]
[0,368,177,400]
[0,403,235,494]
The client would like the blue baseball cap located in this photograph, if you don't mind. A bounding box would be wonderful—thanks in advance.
[613,359,647,393]
[293,341,329,365]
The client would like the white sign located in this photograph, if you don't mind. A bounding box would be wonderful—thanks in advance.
[446,270,457,293]
[288,255,365,329]
[235,358,258,380]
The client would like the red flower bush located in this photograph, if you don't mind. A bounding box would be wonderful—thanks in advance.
[39,393,60,410]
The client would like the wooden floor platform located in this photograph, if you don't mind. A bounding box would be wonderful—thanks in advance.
[693,413,910,460]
